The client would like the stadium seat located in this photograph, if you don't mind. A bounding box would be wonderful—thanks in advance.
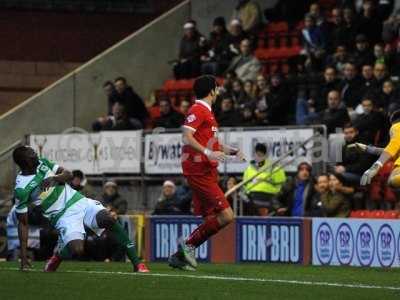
[384,210,400,219]
[372,210,385,219]
[265,22,289,34]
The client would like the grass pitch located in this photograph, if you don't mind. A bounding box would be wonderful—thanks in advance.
[0,261,399,300]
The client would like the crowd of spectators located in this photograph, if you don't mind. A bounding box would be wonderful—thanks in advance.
[90,0,400,215]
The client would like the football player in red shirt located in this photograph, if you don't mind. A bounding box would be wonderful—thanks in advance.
[169,75,245,270]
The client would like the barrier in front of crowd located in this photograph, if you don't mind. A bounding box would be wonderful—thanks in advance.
[28,125,327,176]
[313,218,400,268]
[144,216,400,268]
[144,216,312,265]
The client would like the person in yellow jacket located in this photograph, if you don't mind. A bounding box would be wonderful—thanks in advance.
[357,109,400,189]
[242,143,286,216]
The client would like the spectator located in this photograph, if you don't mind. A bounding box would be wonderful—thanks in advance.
[242,143,286,216]
[373,43,387,65]
[173,21,205,79]
[238,103,256,127]
[326,45,351,74]
[310,90,350,134]
[101,181,128,215]
[179,99,191,116]
[325,7,346,51]
[360,64,375,93]
[321,173,351,217]
[301,14,325,57]
[201,17,231,76]
[227,19,248,57]
[92,102,142,132]
[352,34,375,67]
[237,79,256,108]
[230,78,246,105]
[264,74,293,125]
[254,74,268,101]
[153,180,187,215]
[114,77,148,125]
[103,81,118,115]
[275,162,315,217]
[334,123,375,184]
[372,62,389,91]
[226,38,262,81]
[357,0,383,45]
[308,2,324,26]
[378,80,400,111]
[153,98,185,128]
[224,176,239,208]
[217,96,240,127]
[232,0,262,34]
[70,170,96,199]
[341,7,359,50]
[340,62,364,109]
[353,97,385,144]
[309,66,341,112]
[309,174,330,217]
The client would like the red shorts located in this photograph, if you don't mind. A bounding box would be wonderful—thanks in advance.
[186,168,230,217]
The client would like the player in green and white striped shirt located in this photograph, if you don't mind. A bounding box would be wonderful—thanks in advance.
[13,145,149,273]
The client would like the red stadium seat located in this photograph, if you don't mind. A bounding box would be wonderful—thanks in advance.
[265,22,288,33]
[373,210,385,219]
[384,210,400,219]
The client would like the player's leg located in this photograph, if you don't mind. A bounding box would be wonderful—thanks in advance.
[83,199,149,272]
[179,171,233,268]
[44,208,86,272]
[388,166,400,188]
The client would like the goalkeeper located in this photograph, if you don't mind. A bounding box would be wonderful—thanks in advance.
[352,110,400,188]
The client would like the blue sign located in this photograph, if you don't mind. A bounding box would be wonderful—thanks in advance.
[236,218,303,263]
[150,217,210,262]
[313,218,400,268]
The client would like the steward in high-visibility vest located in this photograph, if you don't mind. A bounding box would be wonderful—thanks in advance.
[242,143,286,216]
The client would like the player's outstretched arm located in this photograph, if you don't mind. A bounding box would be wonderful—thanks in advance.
[347,143,384,156]
[219,141,246,161]
[16,212,31,271]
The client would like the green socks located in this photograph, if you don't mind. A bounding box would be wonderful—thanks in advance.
[111,222,141,265]
[59,245,71,259]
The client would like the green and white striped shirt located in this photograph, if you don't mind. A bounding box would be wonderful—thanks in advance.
[14,158,84,224]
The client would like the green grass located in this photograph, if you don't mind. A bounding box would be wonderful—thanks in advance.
[1,261,400,300]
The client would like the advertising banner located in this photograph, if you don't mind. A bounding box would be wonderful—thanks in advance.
[312,218,400,267]
[149,216,210,262]
[144,128,315,174]
[29,130,142,174]
[236,218,310,264]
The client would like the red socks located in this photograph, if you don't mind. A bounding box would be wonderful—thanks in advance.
[186,215,221,248]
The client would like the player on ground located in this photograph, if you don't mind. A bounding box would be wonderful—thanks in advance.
[168,75,245,270]
[356,109,400,188]
[13,146,149,273]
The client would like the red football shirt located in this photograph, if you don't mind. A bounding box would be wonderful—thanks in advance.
[181,100,220,175]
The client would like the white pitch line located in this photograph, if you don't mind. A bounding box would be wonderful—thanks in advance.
[1,267,400,291]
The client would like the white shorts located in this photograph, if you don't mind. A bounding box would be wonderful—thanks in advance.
[55,197,106,248]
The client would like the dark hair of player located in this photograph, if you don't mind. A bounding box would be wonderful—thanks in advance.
[12,146,29,168]
[255,143,267,154]
[193,75,217,99]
